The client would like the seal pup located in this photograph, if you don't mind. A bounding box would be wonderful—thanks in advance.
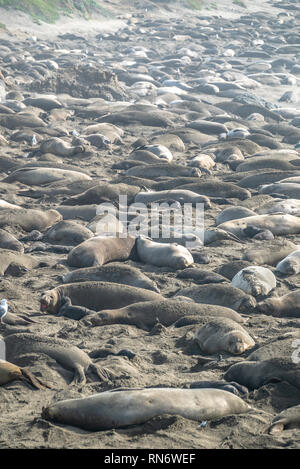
[42,387,251,431]
[258,290,300,318]
[39,138,84,156]
[267,405,300,434]
[231,266,276,297]
[275,250,300,275]
[57,297,95,320]
[0,360,51,389]
[136,237,194,270]
[194,318,255,355]
[243,240,298,266]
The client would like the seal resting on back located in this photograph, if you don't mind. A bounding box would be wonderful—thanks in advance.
[67,236,136,268]
[84,299,245,330]
[42,387,251,431]
[40,281,163,314]
[194,318,255,355]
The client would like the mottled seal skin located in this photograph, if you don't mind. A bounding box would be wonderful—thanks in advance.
[175,283,256,313]
[242,240,298,266]
[136,237,194,270]
[276,250,300,275]
[224,358,300,391]
[40,281,163,315]
[0,209,62,232]
[258,290,300,318]
[231,266,276,297]
[4,333,112,385]
[0,360,50,389]
[42,387,251,431]
[194,318,255,355]
[63,263,159,292]
[44,220,94,246]
[218,214,300,238]
[267,405,300,434]
[67,236,136,268]
[84,299,245,330]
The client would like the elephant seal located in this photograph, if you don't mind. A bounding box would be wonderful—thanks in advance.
[216,206,257,226]
[194,318,255,355]
[84,299,245,330]
[258,199,300,216]
[134,190,210,208]
[39,138,84,156]
[42,387,250,431]
[67,236,136,268]
[62,183,139,206]
[0,229,24,252]
[242,240,298,266]
[177,268,227,284]
[189,380,248,397]
[63,263,159,292]
[0,360,51,389]
[0,209,62,232]
[218,214,300,238]
[125,164,201,179]
[57,297,95,320]
[259,183,300,199]
[136,237,193,270]
[177,182,251,201]
[275,250,300,275]
[258,290,300,318]
[267,405,300,434]
[4,333,114,385]
[3,167,91,185]
[44,220,93,246]
[175,283,256,313]
[40,282,163,314]
[231,266,276,297]
[217,261,253,280]
[224,358,300,391]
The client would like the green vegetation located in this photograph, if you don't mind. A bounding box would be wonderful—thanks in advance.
[0,0,111,23]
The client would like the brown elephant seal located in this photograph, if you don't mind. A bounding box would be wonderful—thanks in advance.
[218,214,300,238]
[0,229,24,252]
[136,237,194,270]
[194,318,255,355]
[67,236,136,268]
[39,138,84,156]
[125,164,201,179]
[62,183,139,206]
[216,206,257,226]
[40,281,163,314]
[42,387,250,431]
[44,221,93,246]
[177,268,227,284]
[178,181,251,200]
[242,240,298,266]
[56,205,98,222]
[231,266,276,297]
[267,405,300,434]
[0,360,51,389]
[2,167,91,185]
[275,249,300,275]
[175,283,256,313]
[224,358,300,391]
[217,261,253,280]
[4,333,113,385]
[258,290,300,318]
[84,299,245,330]
[63,263,159,292]
[0,250,40,276]
[0,208,62,232]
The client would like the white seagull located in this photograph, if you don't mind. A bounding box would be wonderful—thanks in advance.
[0,299,8,323]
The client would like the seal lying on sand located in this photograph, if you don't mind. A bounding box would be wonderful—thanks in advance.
[4,333,113,385]
[63,263,159,292]
[218,214,300,238]
[258,290,300,317]
[84,299,245,330]
[42,387,251,431]
[136,237,194,270]
[231,266,276,297]
[275,250,300,275]
[0,209,62,232]
[40,282,163,314]
[0,360,51,389]
[67,236,136,268]
[194,318,255,355]
[267,405,300,434]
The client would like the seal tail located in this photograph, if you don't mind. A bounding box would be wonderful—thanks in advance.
[21,368,53,390]
[89,363,115,382]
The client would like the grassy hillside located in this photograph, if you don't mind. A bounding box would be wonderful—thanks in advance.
[0,0,109,23]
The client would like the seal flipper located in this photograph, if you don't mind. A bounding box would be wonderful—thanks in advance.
[71,364,86,385]
[267,421,286,435]
[89,363,115,382]
[21,368,53,390]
